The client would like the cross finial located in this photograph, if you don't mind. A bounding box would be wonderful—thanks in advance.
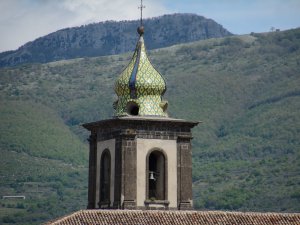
[138,0,146,26]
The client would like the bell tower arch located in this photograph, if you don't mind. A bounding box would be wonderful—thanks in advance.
[147,149,166,201]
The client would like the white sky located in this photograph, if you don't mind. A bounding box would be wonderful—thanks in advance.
[0,0,299,52]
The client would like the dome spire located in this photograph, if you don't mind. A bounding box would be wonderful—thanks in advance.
[137,0,145,36]
[113,1,168,117]
[138,0,145,26]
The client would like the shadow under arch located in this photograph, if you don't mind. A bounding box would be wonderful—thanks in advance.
[99,149,111,207]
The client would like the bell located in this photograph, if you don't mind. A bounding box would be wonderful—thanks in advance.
[149,171,156,181]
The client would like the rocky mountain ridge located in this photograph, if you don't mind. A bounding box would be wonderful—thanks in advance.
[0,13,232,67]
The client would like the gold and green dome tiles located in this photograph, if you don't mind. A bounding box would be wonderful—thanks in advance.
[114,35,168,117]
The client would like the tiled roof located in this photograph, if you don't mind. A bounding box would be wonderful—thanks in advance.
[46,209,300,225]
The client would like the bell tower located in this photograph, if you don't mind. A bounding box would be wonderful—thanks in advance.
[83,2,198,210]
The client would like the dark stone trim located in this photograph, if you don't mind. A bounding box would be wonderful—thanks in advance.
[177,139,193,210]
[177,134,193,141]
[123,200,136,209]
[87,133,97,209]
[122,136,137,209]
[179,201,193,210]
[176,139,181,210]
[113,136,122,209]
[98,200,111,209]
[113,201,121,209]
[82,117,199,131]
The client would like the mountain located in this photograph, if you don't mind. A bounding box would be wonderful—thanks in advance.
[0,13,232,67]
[0,28,300,224]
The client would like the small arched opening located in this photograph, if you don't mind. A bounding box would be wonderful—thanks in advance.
[99,149,111,206]
[147,150,166,200]
[127,101,139,116]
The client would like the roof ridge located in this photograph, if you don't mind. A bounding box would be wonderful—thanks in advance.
[82,209,300,215]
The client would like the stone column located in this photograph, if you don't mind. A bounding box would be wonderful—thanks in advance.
[113,136,122,208]
[87,132,97,209]
[121,129,137,209]
[177,134,193,210]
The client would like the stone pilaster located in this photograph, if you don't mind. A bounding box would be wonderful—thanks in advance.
[113,136,122,208]
[121,129,137,209]
[87,132,97,209]
[177,135,193,210]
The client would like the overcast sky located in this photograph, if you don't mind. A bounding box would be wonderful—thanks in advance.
[0,0,300,52]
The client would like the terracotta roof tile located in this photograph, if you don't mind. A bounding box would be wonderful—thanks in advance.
[45,210,300,225]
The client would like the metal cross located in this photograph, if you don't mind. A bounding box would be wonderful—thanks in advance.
[138,0,146,26]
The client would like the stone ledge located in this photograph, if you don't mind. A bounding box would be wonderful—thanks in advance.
[144,200,170,210]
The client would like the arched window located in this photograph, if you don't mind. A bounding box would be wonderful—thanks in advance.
[147,150,166,200]
[100,149,111,205]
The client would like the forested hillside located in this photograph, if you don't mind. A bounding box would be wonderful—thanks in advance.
[0,28,299,224]
[0,13,231,67]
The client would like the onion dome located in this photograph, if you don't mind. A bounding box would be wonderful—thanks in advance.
[114,26,168,117]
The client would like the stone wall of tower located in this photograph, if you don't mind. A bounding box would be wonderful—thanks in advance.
[84,118,198,210]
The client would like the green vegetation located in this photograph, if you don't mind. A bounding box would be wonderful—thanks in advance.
[0,148,87,224]
[0,101,88,224]
[0,101,88,164]
[0,28,299,224]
